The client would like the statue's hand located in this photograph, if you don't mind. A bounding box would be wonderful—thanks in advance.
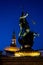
[33,33,40,38]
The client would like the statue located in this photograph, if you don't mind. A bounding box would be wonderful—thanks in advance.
[18,12,39,51]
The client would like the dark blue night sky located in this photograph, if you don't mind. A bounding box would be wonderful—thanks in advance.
[0,0,43,51]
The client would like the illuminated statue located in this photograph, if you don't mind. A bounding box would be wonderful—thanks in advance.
[18,12,39,51]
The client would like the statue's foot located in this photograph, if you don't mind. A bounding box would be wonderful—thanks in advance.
[19,46,34,52]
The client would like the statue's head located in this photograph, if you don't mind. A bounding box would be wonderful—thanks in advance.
[21,11,25,16]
